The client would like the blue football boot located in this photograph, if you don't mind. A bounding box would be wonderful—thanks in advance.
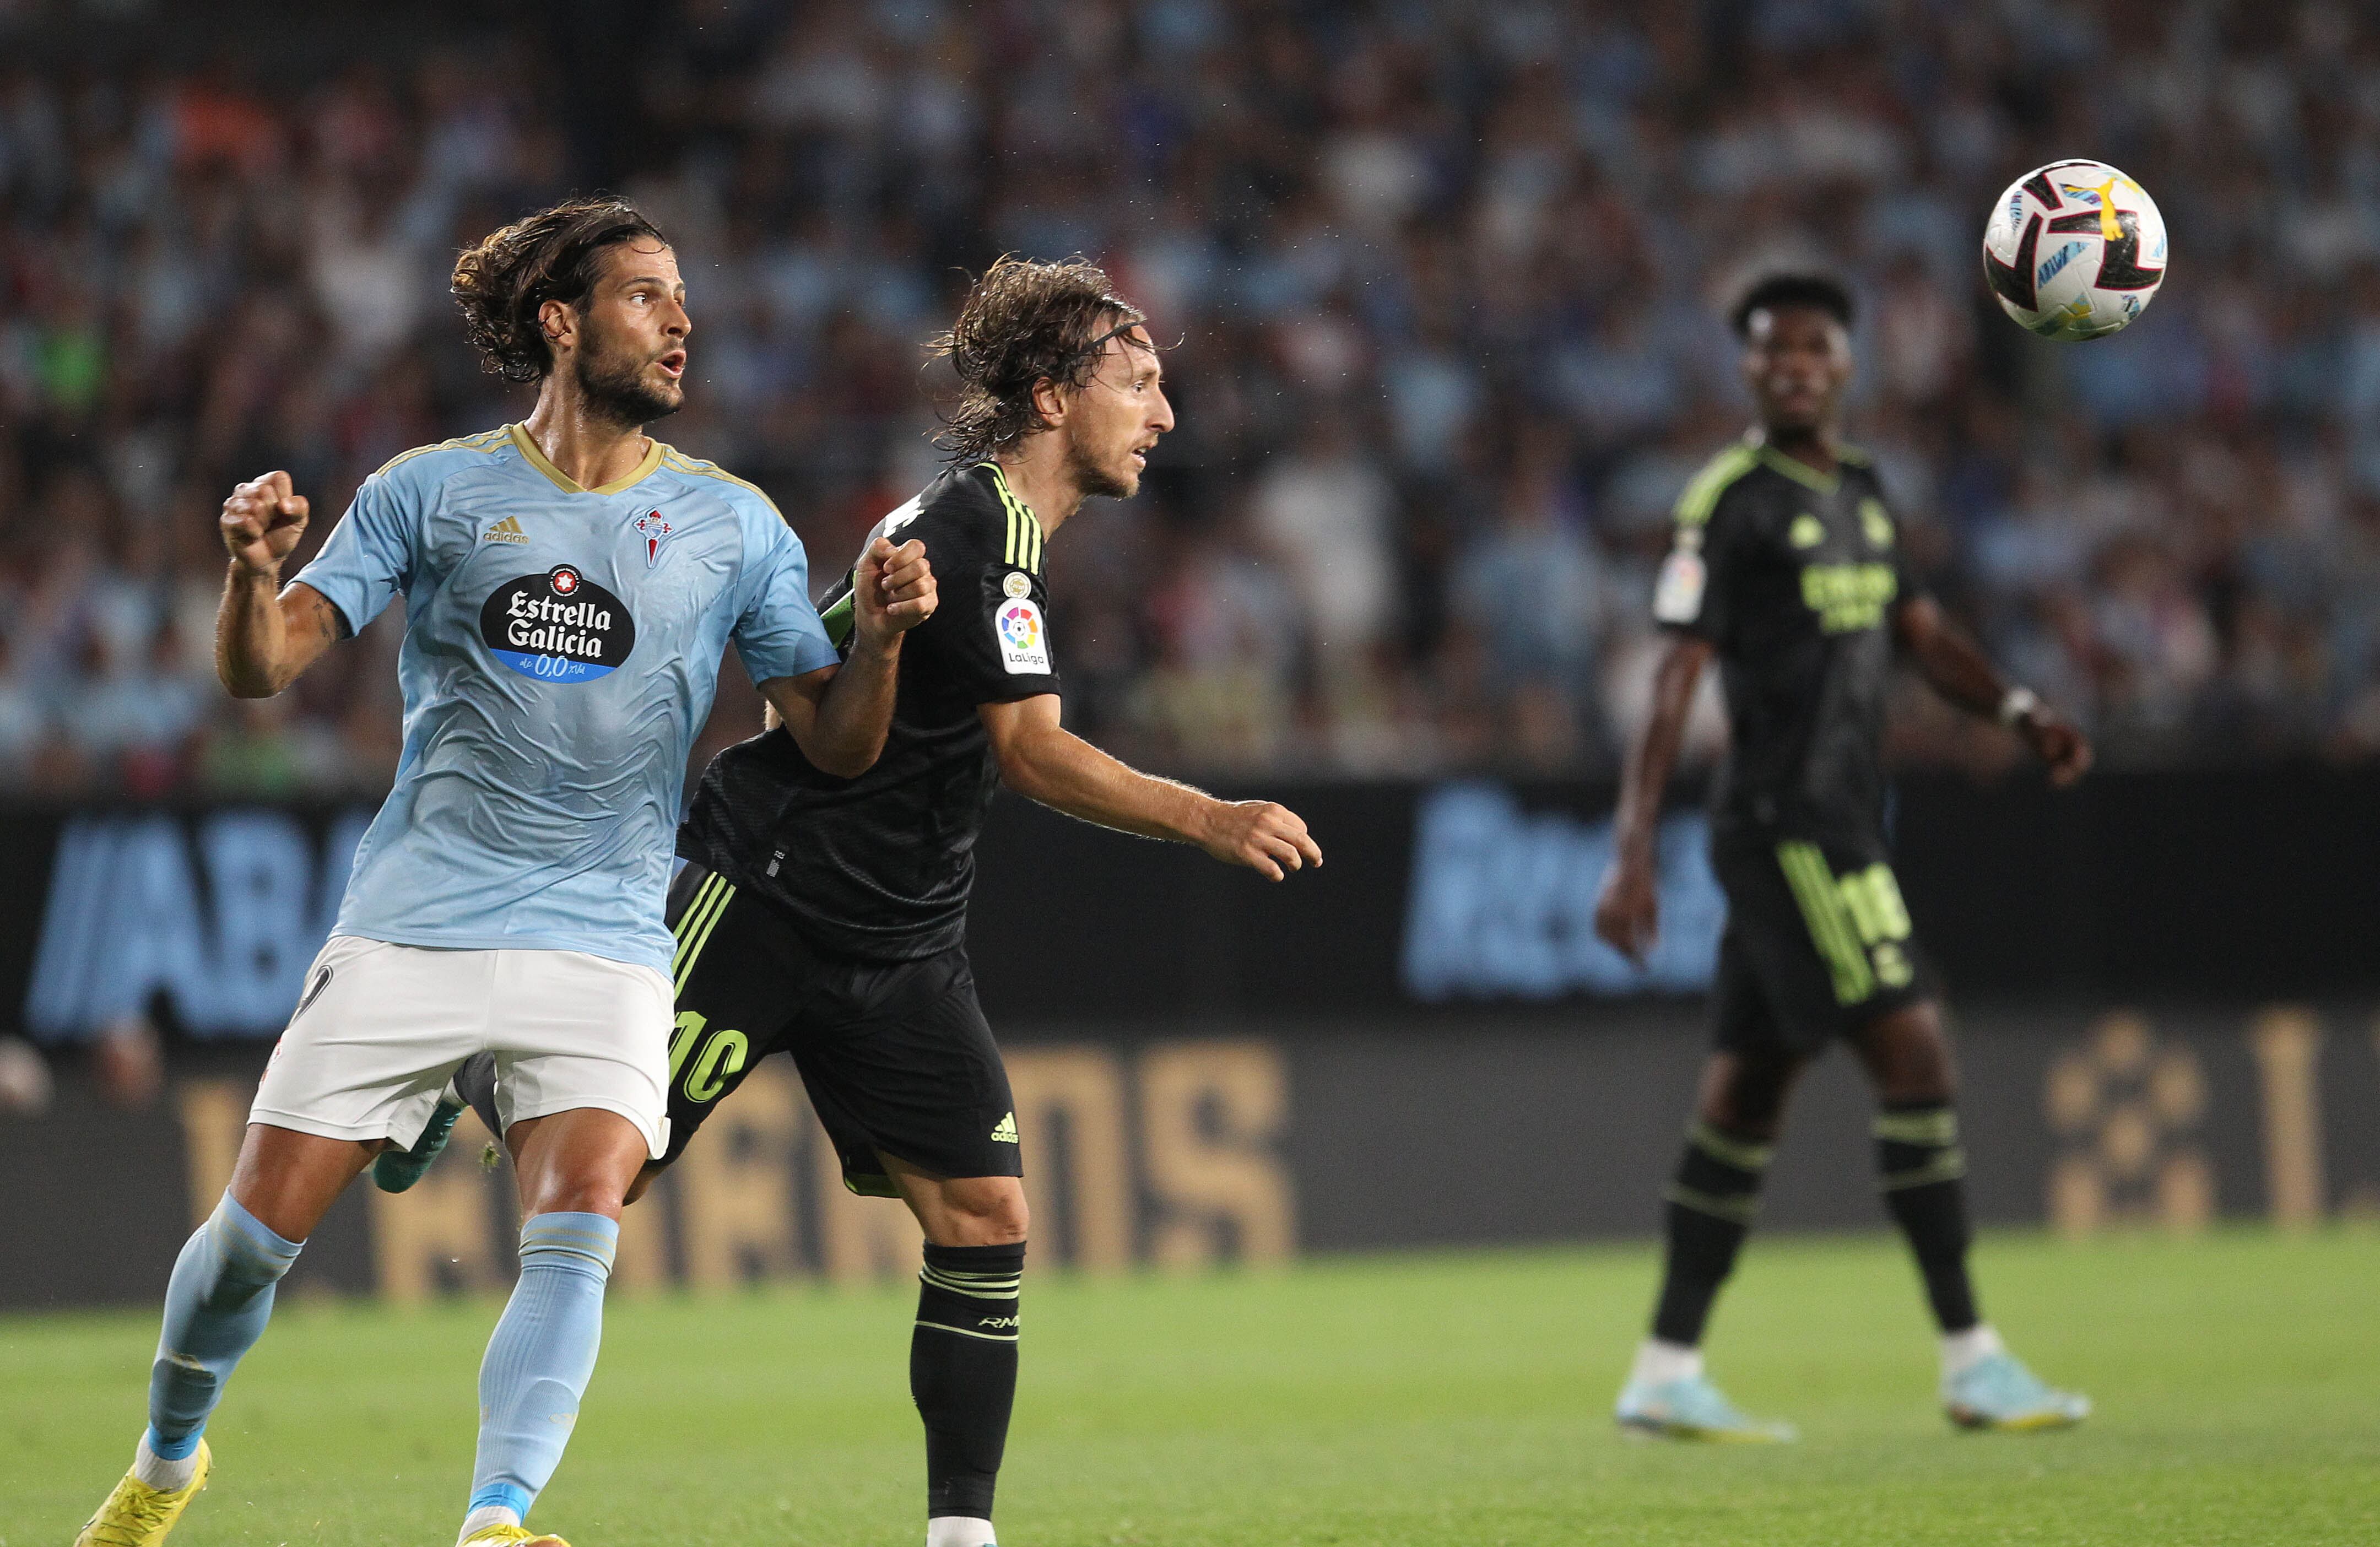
[1944,1351,2091,1431]
[1616,1372,1798,1442]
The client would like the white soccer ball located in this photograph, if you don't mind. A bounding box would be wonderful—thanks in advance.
[1981,160,2167,340]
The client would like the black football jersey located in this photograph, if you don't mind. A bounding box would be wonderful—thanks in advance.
[1652,434,1919,846]
[678,462,1062,958]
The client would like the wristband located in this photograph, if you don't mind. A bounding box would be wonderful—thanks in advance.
[1997,686,2040,727]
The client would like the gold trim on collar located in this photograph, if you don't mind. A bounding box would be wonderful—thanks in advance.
[506,423,668,496]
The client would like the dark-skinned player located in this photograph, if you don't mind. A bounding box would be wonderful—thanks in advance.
[1594,273,2094,1441]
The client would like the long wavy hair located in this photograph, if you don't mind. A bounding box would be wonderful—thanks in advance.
[451,198,670,382]
[929,255,1148,460]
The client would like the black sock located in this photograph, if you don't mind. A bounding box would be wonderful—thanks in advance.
[1876,1103,1979,1333]
[1649,1122,1772,1347]
[913,1241,1024,1522]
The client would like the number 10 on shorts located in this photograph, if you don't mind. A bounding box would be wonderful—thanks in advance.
[669,1010,749,1103]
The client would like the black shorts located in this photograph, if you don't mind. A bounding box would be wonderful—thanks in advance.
[661,862,1020,1197]
[1708,833,1933,1057]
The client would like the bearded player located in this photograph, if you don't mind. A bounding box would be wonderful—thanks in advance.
[388,255,1321,1547]
[73,198,935,1547]
[1595,273,2093,1440]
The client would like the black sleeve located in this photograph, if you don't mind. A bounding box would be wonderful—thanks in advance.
[1653,484,1754,647]
[904,487,1064,707]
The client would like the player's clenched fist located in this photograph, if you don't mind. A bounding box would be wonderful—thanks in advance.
[1593,855,1660,965]
[220,470,310,578]
[854,535,937,643]
[1199,799,1323,881]
[2015,706,2093,787]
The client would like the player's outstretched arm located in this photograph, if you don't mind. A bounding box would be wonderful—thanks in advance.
[759,536,936,778]
[980,695,1322,881]
[1892,595,2092,786]
[215,471,344,698]
[1593,632,1713,965]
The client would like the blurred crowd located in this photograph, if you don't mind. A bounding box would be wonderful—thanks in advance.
[6,0,2380,799]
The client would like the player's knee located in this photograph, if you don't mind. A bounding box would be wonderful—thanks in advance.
[1864,1003,1956,1102]
[526,1177,628,1218]
[1699,1054,1799,1138]
[932,1178,1029,1245]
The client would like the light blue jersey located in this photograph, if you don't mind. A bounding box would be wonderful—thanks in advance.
[295,424,839,973]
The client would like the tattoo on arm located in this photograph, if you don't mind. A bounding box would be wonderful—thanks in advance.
[302,586,351,642]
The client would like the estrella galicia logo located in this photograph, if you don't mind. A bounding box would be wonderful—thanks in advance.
[479,564,636,683]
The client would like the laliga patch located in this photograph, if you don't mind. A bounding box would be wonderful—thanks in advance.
[480,565,637,683]
[1652,550,1706,625]
[995,598,1052,674]
[1002,570,1032,599]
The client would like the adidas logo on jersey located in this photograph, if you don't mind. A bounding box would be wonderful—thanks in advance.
[482,515,529,545]
[990,1111,1019,1143]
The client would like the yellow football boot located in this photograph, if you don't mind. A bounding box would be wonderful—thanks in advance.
[459,1526,571,1546]
[74,1438,210,1546]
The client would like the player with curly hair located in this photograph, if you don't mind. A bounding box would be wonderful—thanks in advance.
[396,253,1321,1547]
[72,197,937,1547]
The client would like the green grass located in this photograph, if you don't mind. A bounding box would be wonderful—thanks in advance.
[6,1230,2377,1545]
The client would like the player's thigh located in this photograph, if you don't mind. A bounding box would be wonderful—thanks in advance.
[228,1122,382,1242]
[884,1156,1030,1246]
[790,946,1020,1202]
[1700,933,1808,1134]
[490,948,677,1162]
[507,1106,654,1219]
[1706,869,1830,1059]
[651,866,814,1171]
[250,934,491,1155]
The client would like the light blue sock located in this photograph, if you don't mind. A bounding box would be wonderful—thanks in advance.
[146,1193,303,1458]
[467,1211,619,1524]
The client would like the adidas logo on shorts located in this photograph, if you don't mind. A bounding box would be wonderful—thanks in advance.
[989,1112,1019,1144]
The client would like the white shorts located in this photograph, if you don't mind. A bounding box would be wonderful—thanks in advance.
[250,935,672,1159]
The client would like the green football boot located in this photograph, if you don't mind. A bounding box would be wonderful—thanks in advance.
[372,1090,466,1193]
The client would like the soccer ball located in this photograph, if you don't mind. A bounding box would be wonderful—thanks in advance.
[1981,160,2167,340]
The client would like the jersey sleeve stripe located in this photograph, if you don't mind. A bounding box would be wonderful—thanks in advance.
[1674,444,1759,527]
[820,587,856,649]
[369,425,509,480]
[985,463,1045,572]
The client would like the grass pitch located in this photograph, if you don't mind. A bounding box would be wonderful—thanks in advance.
[4,1230,2375,1546]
